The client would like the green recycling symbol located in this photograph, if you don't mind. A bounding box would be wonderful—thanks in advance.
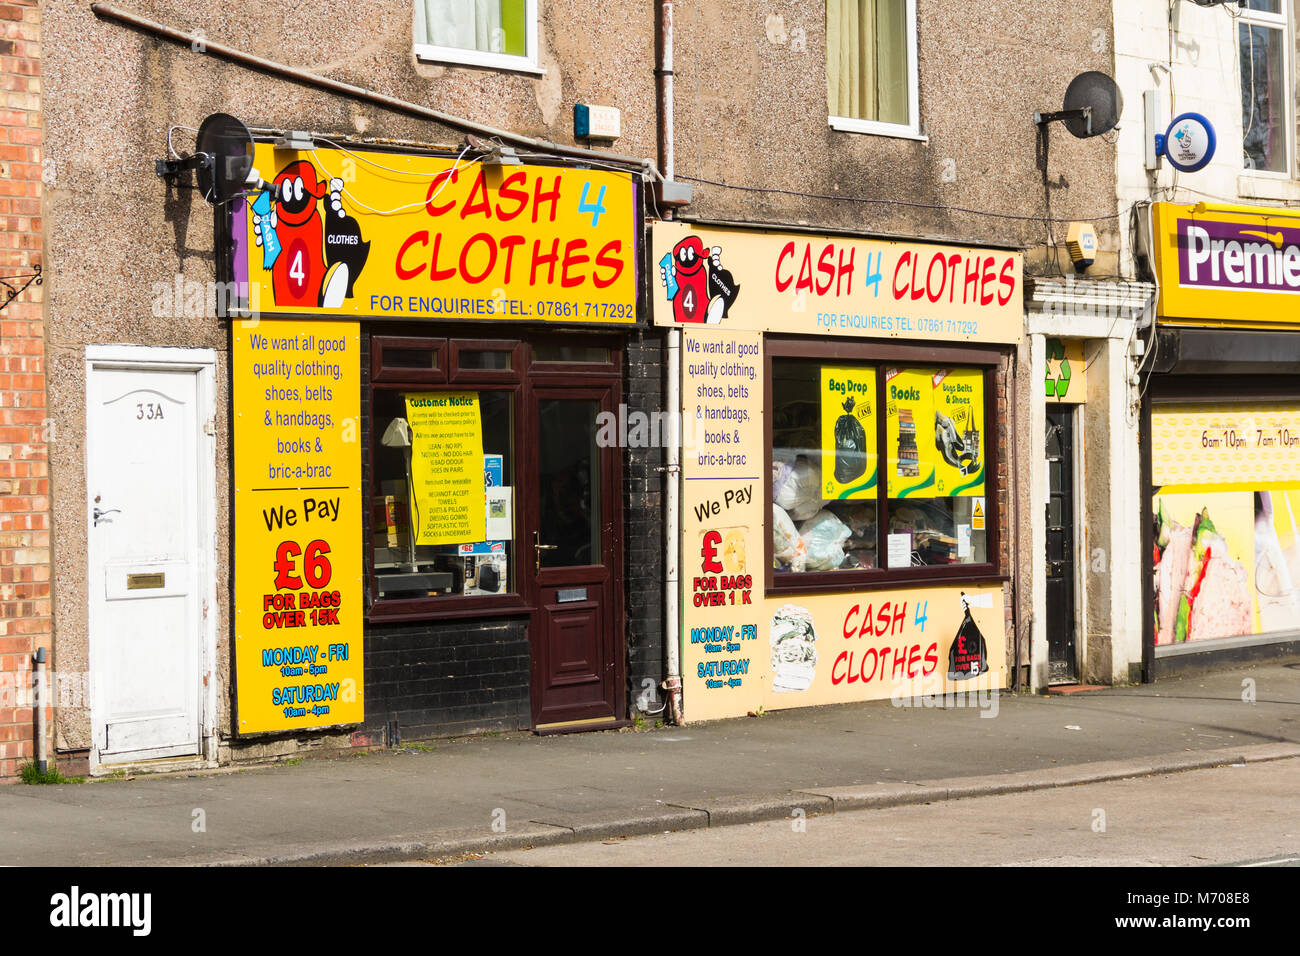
[1045,338,1071,399]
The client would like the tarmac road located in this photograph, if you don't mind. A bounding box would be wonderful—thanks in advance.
[475,758,1300,867]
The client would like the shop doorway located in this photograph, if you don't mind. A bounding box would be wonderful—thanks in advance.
[85,348,216,767]
[1045,407,1078,683]
[526,384,625,731]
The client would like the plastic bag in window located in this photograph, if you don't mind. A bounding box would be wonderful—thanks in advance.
[799,509,851,571]
[773,503,806,571]
[773,454,822,522]
[833,397,868,483]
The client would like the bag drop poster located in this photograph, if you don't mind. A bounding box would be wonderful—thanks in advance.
[820,366,878,500]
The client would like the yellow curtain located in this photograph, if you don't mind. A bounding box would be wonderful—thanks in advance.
[827,0,909,125]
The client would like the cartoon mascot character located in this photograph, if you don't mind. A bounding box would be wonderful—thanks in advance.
[659,235,740,324]
[250,160,370,309]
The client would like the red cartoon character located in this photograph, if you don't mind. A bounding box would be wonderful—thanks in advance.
[659,235,740,324]
[251,160,370,309]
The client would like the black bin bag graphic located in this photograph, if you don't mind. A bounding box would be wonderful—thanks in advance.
[833,397,868,484]
[947,595,989,681]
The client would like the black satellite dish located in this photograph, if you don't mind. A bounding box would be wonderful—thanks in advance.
[1062,71,1123,138]
[1035,71,1123,139]
[195,113,254,204]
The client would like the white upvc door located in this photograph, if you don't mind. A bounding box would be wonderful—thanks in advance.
[86,347,217,767]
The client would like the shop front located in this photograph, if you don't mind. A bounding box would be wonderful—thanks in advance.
[1144,201,1300,677]
[224,138,646,747]
[651,222,1023,718]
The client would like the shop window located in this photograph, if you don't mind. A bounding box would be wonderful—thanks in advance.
[826,0,920,138]
[414,0,541,74]
[372,336,445,384]
[371,386,515,602]
[770,349,996,588]
[1239,0,1294,175]
[533,344,612,365]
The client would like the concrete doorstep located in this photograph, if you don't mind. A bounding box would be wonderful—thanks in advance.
[192,742,1300,867]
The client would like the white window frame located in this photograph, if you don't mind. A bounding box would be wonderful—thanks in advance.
[413,0,543,75]
[1237,1,1294,179]
[827,0,923,141]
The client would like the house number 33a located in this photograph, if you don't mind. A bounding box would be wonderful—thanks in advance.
[136,402,165,420]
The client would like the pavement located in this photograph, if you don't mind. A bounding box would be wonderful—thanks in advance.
[2,661,1298,866]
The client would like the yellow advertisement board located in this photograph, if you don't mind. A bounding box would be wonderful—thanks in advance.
[820,367,878,500]
[680,328,766,723]
[885,368,934,498]
[1153,402,1300,647]
[884,368,985,499]
[236,143,637,323]
[1154,403,1300,490]
[651,222,1023,344]
[1151,201,1300,328]
[405,392,486,546]
[232,320,364,733]
[931,368,985,498]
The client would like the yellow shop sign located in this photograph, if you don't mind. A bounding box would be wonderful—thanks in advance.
[235,143,637,323]
[651,222,1023,344]
[1151,201,1300,328]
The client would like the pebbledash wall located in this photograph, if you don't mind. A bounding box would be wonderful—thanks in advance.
[37,0,664,776]
[664,0,1123,695]
[0,0,49,781]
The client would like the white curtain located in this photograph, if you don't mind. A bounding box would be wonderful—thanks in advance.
[827,0,909,124]
[416,0,503,53]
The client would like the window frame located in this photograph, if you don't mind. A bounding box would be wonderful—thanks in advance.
[1237,1,1295,178]
[367,335,528,621]
[413,0,544,75]
[365,332,623,623]
[826,0,923,141]
[764,336,1005,596]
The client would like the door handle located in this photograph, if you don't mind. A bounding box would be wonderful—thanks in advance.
[534,531,557,573]
[92,507,121,526]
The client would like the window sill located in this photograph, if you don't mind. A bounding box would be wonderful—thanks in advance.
[414,44,545,76]
[1237,173,1300,203]
[828,116,928,143]
[367,595,531,624]
[769,567,1007,596]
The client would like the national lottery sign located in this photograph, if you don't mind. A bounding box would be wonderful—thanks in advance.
[232,143,637,324]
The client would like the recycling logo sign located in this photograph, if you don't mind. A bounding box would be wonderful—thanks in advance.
[1045,338,1081,402]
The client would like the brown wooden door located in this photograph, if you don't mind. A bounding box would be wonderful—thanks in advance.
[525,385,625,731]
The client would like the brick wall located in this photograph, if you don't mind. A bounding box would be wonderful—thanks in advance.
[0,0,46,781]
[364,618,531,739]
[624,329,665,717]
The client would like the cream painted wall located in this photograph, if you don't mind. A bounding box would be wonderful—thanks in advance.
[1114,0,1299,274]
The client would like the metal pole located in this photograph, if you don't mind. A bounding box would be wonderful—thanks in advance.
[659,0,683,725]
[33,647,47,775]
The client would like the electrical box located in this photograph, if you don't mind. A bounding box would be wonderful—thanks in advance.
[574,103,621,141]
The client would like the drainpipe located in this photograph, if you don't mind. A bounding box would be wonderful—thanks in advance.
[33,647,47,775]
[1009,349,1023,692]
[658,0,683,725]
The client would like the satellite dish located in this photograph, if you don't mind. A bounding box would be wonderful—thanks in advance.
[195,113,254,204]
[1060,71,1123,138]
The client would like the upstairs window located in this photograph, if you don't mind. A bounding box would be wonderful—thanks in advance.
[1238,0,1293,174]
[415,0,541,74]
[826,0,920,137]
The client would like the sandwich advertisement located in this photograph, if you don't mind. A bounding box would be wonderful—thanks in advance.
[1152,403,1300,646]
